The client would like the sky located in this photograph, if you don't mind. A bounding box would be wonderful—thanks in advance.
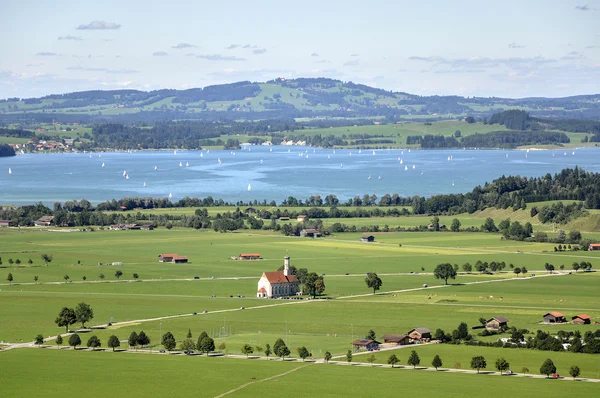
[1,0,599,99]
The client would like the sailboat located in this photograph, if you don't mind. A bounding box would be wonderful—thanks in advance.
[349,152,352,156]
[125,174,129,180]
[168,193,172,198]
[378,176,381,180]
[412,165,416,169]
[8,168,12,174]
[143,182,146,187]
[340,163,343,168]
[179,162,183,167]
[154,166,157,170]
[206,150,210,154]
[400,159,403,164]
[368,175,372,180]
[372,150,375,155]
[452,180,455,186]
[102,163,105,168]
[218,158,222,164]
[404,165,408,171]
[174,150,177,155]
[506,154,509,158]
[408,149,411,153]
[305,154,309,159]
[260,159,263,164]
[327,155,330,159]
[200,152,203,158]
[448,156,451,161]
[186,162,189,167]
[269,147,272,152]
[247,184,252,191]
[287,149,290,153]
[333,150,336,154]
[572,151,575,155]
[123,170,127,176]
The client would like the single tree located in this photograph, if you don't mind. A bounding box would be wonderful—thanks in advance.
[346,349,353,363]
[160,332,175,351]
[367,354,377,366]
[133,273,139,280]
[63,275,70,283]
[108,335,120,352]
[569,365,581,380]
[186,329,192,339]
[8,258,13,265]
[471,356,487,373]
[128,331,138,350]
[451,218,461,232]
[87,335,101,351]
[99,273,105,280]
[265,343,272,359]
[513,267,522,277]
[74,302,94,328]
[241,343,254,357]
[365,272,383,294]
[33,275,39,283]
[387,353,399,368]
[7,273,13,284]
[521,367,530,374]
[41,254,52,266]
[15,259,21,265]
[433,263,457,285]
[432,354,443,370]
[521,266,528,277]
[198,337,215,355]
[324,351,332,363]
[68,333,81,350]
[180,338,195,352]
[218,342,227,352]
[34,334,44,346]
[56,335,63,346]
[255,344,263,353]
[495,357,510,375]
[540,358,557,378]
[297,346,310,361]
[82,276,86,281]
[115,270,123,280]
[366,329,376,340]
[407,350,420,368]
[137,331,150,348]
[55,307,77,333]
[28,259,33,265]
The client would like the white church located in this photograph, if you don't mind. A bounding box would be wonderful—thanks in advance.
[256,255,300,298]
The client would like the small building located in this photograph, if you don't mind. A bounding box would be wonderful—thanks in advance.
[486,316,509,330]
[141,224,154,230]
[244,207,257,214]
[381,334,410,345]
[360,235,375,243]
[236,253,261,260]
[352,339,380,351]
[34,216,55,227]
[278,217,290,221]
[589,243,600,251]
[297,215,308,222]
[300,228,321,238]
[119,206,128,211]
[408,328,431,342]
[0,220,16,227]
[572,314,591,325]
[543,312,567,323]
[256,256,300,298]
[158,253,189,263]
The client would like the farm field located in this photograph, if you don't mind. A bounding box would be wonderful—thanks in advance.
[3,350,599,398]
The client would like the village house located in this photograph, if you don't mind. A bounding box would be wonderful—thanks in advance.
[486,316,509,331]
[543,312,567,323]
[572,314,591,325]
[589,243,600,251]
[233,253,261,260]
[141,224,154,230]
[408,328,431,342]
[34,216,55,227]
[158,253,189,264]
[109,223,141,230]
[360,235,375,242]
[256,255,300,298]
[244,207,257,215]
[300,228,321,238]
[296,215,308,222]
[0,220,16,227]
[352,339,380,351]
[381,334,410,345]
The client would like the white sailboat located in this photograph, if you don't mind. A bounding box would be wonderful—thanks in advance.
[102,163,105,168]
[143,182,146,187]
[412,164,416,169]
[186,162,189,167]
[200,152,203,158]
[572,151,575,155]
[154,166,158,170]
[218,158,222,164]
[8,168,12,174]
[372,150,375,155]
[305,154,309,159]
[400,159,403,164]
[123,170,127,176]
[260,159,263,164]
[408,149,411,153]
[269,147,272,152]
[368,175,372,180]
[452,180,455,186]
[125,174,129,180]
[340,163,343,168]
[247,184,252,191]
[349,152,352,156]
[169,192,172,198]
[206,150,210,154]
[174,150,177,155]
[506,154,509,158]
[404,165,408,171]
[378,176,381,180]
[327,155,330,159]
[333,150,336,154]
[179,162,182,167]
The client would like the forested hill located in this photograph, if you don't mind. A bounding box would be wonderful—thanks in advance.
[1,77,600,123]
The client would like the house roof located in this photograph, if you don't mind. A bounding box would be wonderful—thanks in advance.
[159,253,178,258]
[257,287,267,293]
[263,271,298,284]
[0,220,14,223]
[352,339,380,346]
[240,253,261,257]
[489,316,509,323]
[302,229,320,234]
[297,215,308,219]
[382,334,408,342]
[37,216,54,222]
[409,328,431,334]
[589,243,600,247]
[573,314,591,320]
[545,312,565,318]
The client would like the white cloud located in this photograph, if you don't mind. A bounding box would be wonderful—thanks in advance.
[171,43,196,49]
[508,42,525,49]
[196,54,246,61]
[37,52,60,56]
[58,35,83,41]
[77,20,121,30]
[153,51,169,57]
[253,48,267,54]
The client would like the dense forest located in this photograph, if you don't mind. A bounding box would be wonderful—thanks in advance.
[406,130,570,149]
[0,143,16,157]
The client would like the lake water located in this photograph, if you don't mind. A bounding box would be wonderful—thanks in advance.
[1,146,600,206]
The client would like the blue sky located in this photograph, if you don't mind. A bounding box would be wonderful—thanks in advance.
[1,0,599,98]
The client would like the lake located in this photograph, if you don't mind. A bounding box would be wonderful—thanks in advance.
[1,146,600,206]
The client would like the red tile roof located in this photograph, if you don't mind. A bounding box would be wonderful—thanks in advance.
[574,314,591,320]
[263,271,298,284]
[547,312,565,317]
[240,253,261,257]
[590,243,600,247]
[257,287,267,293]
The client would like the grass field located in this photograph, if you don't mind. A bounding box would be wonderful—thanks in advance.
[1,227,599,395]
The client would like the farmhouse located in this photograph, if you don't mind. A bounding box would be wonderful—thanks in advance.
[34,216,55,227]
[297,215,308,222]
[256,255,300,298]
[352,339,380,351]
[0,220,16,227]
[572,314,591,325]
[543,312,567,323]
[486,316,509,330]
[589,243,600,251]
[244,207,257,214]
[360,235,375,242]
[300,228,321,238]
[234,253,261,260]
[158,253,189,263]
[381,334,410,345]
[408,328,431,342]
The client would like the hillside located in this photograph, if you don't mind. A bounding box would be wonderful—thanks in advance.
[1,77,600,123]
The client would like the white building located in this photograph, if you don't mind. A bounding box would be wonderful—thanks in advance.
[256,256,300,298]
